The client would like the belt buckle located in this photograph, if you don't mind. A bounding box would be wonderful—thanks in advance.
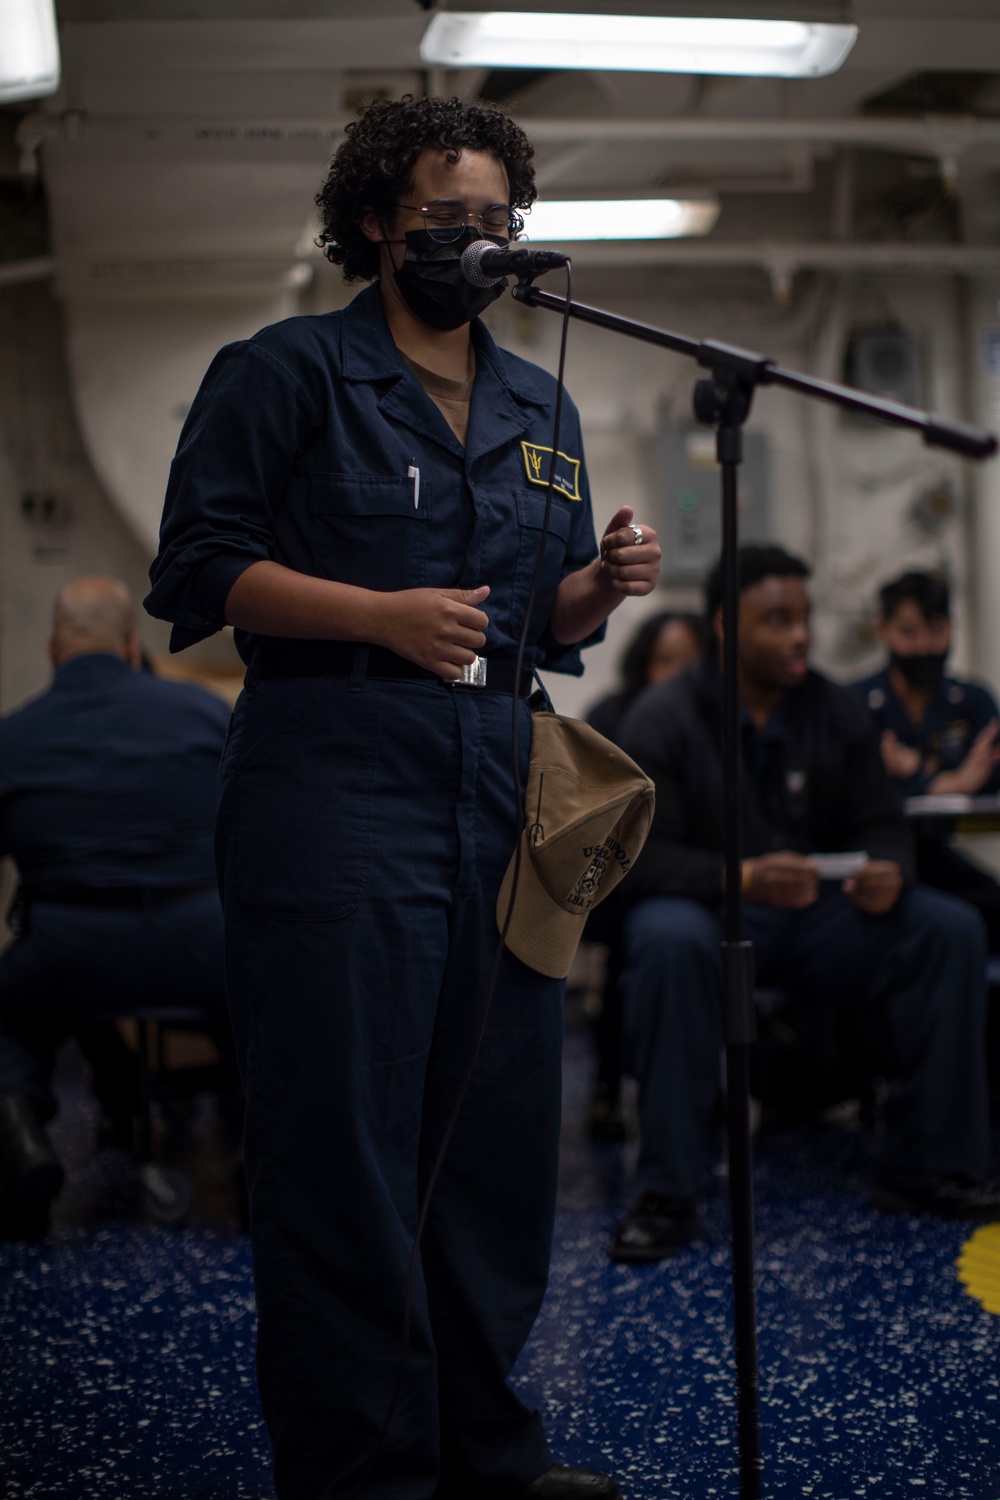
[450,655,487,688]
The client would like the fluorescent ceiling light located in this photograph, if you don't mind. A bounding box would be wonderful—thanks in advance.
[0,0,60,103]
[523,198,720,240]
[421,12,857,78]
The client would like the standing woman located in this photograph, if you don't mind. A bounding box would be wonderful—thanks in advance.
[146,97,661,1500]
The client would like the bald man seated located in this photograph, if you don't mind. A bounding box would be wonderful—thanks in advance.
[0,576,232,1236]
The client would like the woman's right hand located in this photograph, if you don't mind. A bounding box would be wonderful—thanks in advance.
[375,585,490,679]
[224,562,490,678]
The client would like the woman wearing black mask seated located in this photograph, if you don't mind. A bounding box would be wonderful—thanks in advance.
[146,95,662,1500]
[852,569,1000,948]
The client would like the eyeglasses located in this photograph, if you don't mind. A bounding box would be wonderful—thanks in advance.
[396,198,518,244]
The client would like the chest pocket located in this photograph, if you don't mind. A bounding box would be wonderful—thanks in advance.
[308,474,429,591]
[512,490,573,637]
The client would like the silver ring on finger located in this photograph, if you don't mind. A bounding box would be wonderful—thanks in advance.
[629,523,643,545]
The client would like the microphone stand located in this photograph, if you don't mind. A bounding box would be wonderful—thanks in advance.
[510,273,998,1500]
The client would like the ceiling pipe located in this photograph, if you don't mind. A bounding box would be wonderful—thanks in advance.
[19,111,1000,157]
[22,111,1000,199]
[521,115,1000,153]
[551,241,1000,269]
[286,229,1000,291]
[534,240,1000,303]
[47,242,999,311]
[524,115,1000,192]
[0,256,56,286]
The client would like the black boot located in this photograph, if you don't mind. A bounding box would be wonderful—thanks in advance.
[518,1468,623,1499]
[608,1193,701,1263]
[0,1092,65,1233]
[873,1171,1000,1220]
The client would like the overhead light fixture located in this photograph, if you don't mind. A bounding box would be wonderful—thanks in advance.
[0,0,60,103]
[523,198,720,240]
[420,10,857,78]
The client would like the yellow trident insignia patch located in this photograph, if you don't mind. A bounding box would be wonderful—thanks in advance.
[520,442,581,501]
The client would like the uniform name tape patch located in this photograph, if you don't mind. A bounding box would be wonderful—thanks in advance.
[521,442,581,501]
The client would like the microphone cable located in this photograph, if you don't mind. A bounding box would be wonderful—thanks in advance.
[349,258,575,1500]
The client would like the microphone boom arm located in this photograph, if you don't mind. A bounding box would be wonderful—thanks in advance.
[511,280,997,460]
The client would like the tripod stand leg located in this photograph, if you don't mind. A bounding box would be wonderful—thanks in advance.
[725,1031,762,1500]
[720,431,763,1499]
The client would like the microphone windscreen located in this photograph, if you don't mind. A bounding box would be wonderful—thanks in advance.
[461,239,506,289]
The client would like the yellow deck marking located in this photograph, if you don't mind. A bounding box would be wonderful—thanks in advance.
[957,1222,1000,1314]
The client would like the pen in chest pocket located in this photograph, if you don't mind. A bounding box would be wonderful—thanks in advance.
[407,464,420,510]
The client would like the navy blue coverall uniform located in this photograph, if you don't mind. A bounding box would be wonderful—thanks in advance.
[0,653,231,1121]
[853,666,1000,797]
[144,283,603,1500]
[616,660,990,1202]
[854,666,1000,948]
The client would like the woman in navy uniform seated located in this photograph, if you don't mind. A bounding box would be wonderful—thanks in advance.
[586,611,705,748]
[583,611,705,1142]
[145,97,661,1500]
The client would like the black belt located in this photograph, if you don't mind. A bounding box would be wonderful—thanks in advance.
[20,882,217,911]
[255,641,535,697]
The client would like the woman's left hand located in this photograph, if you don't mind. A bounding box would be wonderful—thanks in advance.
[599,506,662,596]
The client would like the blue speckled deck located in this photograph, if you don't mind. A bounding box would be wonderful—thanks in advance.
[1,1030,998,1499]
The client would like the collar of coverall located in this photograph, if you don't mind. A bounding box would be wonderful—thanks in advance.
[339,281,553,409]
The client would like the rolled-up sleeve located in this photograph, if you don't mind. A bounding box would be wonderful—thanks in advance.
[535,400,604,677]
[145,340,319,651]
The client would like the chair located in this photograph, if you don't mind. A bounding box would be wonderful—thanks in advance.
[127,1005,229,1223]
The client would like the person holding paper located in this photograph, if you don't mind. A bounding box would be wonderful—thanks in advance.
[608,545,997,1264]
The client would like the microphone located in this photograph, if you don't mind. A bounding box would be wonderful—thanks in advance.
[461,239,570,289]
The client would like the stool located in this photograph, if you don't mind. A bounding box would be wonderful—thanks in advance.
[128,1006,226,1223]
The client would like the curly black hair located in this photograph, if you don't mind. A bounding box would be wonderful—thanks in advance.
[315,94,537,282]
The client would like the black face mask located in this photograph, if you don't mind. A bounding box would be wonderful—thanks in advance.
[391,227,507,332]
[890,650,948,690]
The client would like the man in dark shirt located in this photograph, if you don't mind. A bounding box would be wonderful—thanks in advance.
[612,545,997,1262]
[852,570,1000,946]
[0,575,231,1235]
[583,611,705,1144]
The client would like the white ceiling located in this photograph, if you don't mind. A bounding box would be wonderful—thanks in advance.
[2,0,993,560]
[10,0,992,295]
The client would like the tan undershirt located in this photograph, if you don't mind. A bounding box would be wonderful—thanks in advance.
[400,350,474,448]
